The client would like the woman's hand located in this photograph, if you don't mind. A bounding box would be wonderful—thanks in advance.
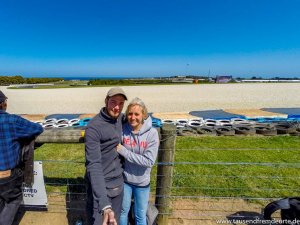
[116,144,122,153]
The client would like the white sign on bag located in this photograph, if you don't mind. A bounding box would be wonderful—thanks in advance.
[21,161,48,206]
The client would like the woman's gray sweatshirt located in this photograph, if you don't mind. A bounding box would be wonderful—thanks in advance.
[118,116,159,186]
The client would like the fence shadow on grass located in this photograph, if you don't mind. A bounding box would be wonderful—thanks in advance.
[65,177,87,225]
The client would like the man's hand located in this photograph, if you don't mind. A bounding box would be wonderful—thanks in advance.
[102,208,117,225]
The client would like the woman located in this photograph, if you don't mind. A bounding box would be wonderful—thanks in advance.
[117,97,159,225]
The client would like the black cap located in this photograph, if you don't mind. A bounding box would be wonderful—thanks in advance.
[0,90,7,103]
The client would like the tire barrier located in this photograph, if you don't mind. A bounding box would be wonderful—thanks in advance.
[204,119,217,124]
[161,119,176,125]
[236,121,254,126]
[69,122,82,128]
[205,122,217,128]
[189,118,204,123]
[215,126,235,136]
[177,127,198,136]
[187,120,202,129]
[196,126,217,136]
[176,124,185,130]
[230,118,249,124]
[42,123,56,129]
[220,123,233,128]
[32,114,300,136]
[38,117,92,129]
[204,119,217,128]
[56,118,69,124]
[68,118,80,125]
[275,123,297,135]
[217,119,231,126]
[176,119,189,126]
[173,117,300,137]
[68,119,81,128]
[233,125,256,136]
[44,118,57,124]
[290,128,300,136]
[55,124,69,128]
[253,125,277,136]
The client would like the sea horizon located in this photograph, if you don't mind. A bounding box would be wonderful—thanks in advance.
[11,74,300,80]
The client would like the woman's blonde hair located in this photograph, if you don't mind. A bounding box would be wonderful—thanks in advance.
[125,97,148,119]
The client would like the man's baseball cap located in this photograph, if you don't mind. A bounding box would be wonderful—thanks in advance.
[0,91,7,103]
[106,87,128,100]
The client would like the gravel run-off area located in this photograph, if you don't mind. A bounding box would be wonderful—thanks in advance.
[1,83,300,115]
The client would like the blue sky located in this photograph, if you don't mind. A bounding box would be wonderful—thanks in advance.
[0,0,300,78]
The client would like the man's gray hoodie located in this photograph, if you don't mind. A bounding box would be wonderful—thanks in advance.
[118,116,159,186]
[85,108,124,211]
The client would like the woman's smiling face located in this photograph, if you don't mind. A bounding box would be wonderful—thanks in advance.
[127,105,144,131]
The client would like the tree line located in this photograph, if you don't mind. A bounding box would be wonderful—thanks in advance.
[88,79,172,86]
[0,76,63,86]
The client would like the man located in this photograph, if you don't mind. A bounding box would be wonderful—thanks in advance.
[85,87,128,225]
[0,90,43,225]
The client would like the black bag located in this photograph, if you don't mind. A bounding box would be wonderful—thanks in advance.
[20,139,36,186]
[128,201,158,225]
[263,197,300,222]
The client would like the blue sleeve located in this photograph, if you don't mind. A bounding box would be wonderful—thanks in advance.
[15,116,43,139]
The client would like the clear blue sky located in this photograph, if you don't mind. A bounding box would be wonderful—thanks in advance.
[1,0,300,78]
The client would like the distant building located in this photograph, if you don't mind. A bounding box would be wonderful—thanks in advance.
[171,77,194,83]
[215,76,233,83]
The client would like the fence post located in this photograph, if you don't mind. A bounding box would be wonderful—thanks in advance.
[155,124,176,225]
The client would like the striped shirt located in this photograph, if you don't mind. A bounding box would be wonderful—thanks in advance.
[0,110,43,170]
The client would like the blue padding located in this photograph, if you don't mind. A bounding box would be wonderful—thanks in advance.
[288,114,300,119]
[261,108,300,115]
[45,114,81,120]
[151,117,162,128]
[79,118,92,127]
[287,117,300,121]
[249,117,287,123]
[189,110,245,120]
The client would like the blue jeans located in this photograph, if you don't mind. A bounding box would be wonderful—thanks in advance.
[0,168,23,225]
[120,182,150,225]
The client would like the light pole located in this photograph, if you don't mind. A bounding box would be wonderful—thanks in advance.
[185,63,190,76]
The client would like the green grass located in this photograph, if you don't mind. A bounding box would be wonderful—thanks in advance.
[9,80,89,89]
[9,80,200,89]
[35,143,85,193]
[173,136,300,198]
[35,136,300,199]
